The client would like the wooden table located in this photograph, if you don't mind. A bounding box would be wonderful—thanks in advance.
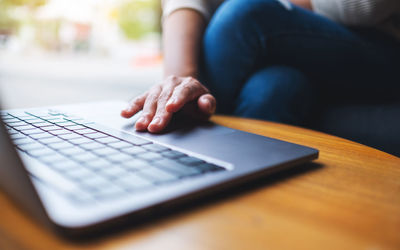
[0,116,399,250]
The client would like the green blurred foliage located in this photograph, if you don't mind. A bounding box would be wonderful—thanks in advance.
[117,0,160,40]
[2,0,47,7]
[0,0,47,31]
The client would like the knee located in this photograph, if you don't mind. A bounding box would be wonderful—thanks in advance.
[240,66,310,105]
[202,0,294,71]
[235,66,314,124]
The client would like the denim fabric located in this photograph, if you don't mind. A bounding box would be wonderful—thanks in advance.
[199,0,400,125]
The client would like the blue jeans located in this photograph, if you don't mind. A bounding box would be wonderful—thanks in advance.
[199,0,400,125]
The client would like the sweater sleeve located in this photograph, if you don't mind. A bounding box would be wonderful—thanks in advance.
[161,0,213,21]
[311,0,400,26]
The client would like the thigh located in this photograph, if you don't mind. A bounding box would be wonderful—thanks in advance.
[200,0,400,112]
[235,66,315,125]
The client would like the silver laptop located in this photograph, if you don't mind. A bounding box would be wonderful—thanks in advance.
[0,100,318,237]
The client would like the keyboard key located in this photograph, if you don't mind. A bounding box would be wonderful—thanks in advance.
[92,184,126,200]
[30,133,53,140]
[7,111,30,118]
[26,110,53,117]
[80,175,111,190]
[142,144,169,152]
[39,154,69,164]
[18,142,46,151]
[43,114,65,119]
[137,152,163,161]
[84,132,107,139]
[38,136,64,144]
[193,163,224,173]
[59,147,86,155]
[153,159,201,177]
[21,128,45,135]
[122,159,149,171]
[69,137,92,144]
[95,137,120,144]
[121,146,147,155]
[7,128,18,134]
[49,129,72,136]
[2,116,17,122]
[108,141,132,149]
[115,174,152,191]
[41,125,62,131]
[64,167,94,181]
[62,114,81,119]
[6,121,27,127]
[92,147,120,156]
[32,121,53,127]
[79,142,105,150]
[71,152,98,162]
[70,191,94,204]
[178,156,205,166]
[51,160,82,172]
[28,148,55,157]
[47,141,74,150]
[58,133,81,140]
[75,128,96,135]
[138,167,178,183]
[84,159,111,170]
[47,118,67,123]
[47,109,65,116]
[126,136,151,146]
[57,121,77,127]
[23,115,42,120]
[67,125,86,131]
[10,132,26,140]
[76,120,95,126]
[161,150,186,159]
[106,153,134,163]
[13,137,36,145]
[15,125,35,130]
[99,166,127,179]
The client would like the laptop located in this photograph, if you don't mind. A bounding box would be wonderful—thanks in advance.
[0,100,318,237]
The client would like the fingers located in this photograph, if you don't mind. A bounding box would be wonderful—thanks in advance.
[147,77,178,133]
[197,94,216,116]
[135,85,162,131]
[166,77,209,113]
[121,93,148,118]
[122,76,215,133]
[180,94,216,121]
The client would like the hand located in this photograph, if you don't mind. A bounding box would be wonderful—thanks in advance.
[121,75,216,133]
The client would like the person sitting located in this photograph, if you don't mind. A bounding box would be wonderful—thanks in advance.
[121,0,400,134]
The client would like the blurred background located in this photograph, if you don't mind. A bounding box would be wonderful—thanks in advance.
[0,0,163,109]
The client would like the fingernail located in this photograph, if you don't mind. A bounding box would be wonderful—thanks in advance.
[204,99,211,109]
[205,99,215,113]
[137,117,145,124]
[125,105,134,112]
[166,98,176,106]
[150,117,161,125]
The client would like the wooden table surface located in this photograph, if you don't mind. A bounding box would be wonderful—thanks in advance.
[0,115,399,250]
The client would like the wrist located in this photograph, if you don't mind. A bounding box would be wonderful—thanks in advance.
[163,67,199,79]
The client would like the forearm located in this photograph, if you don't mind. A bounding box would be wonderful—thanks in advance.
[162,9,206,78]
[290,0,312,10]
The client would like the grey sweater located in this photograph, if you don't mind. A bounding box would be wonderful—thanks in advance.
[162,0,400,40]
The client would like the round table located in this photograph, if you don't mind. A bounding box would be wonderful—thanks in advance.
[0,115,399,249]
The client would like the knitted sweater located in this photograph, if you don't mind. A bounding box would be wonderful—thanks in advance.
[162,0,400,40]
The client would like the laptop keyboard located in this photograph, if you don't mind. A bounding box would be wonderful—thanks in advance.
[1,110,225,204]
